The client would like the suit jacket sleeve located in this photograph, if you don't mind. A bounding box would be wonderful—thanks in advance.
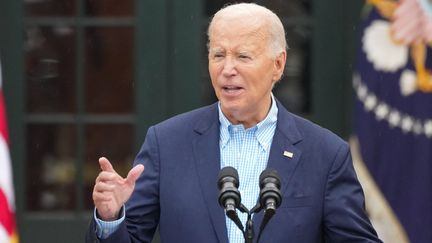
[323,142,382,242]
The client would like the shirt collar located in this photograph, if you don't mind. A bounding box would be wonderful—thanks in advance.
[219,105,231,149]
[218,94,278,151]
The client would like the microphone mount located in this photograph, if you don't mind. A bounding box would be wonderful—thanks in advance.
[218,167,282,243]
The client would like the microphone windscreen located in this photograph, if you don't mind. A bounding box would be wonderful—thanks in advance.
[218,166,239,179]
[259,169,281,187]
[218,166,239,188]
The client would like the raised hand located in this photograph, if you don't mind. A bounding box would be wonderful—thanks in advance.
[92,157,144,221]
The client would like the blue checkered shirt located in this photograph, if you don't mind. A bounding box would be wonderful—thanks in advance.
[218,95,278,243]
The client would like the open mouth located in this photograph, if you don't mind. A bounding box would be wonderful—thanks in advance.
[222,85,243,93]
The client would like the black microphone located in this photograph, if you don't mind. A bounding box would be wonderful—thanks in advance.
[256,169,282,242]
[218,166,241,211]
[259,169,282,214]
[217,166,244,232]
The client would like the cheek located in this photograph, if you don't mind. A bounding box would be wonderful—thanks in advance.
[209,70,219,93]
[252,76,275,96]
[246,69,271,88]
[208,64,220,78]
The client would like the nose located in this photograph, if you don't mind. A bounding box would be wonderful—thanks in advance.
[222,56,237,77]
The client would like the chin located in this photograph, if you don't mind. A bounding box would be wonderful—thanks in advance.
[220,102,245,116]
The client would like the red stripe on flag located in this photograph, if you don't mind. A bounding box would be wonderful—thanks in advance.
[0,188,14,235]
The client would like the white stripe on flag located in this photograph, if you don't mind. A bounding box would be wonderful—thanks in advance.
[0,136,14,208]
[0,226,9,243]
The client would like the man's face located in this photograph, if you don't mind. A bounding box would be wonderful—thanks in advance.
[208,17,285,127]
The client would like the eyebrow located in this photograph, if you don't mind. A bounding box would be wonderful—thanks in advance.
[238,51,250,55]
[209,47,224,53]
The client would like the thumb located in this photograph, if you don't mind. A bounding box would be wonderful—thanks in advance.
[126,164,144,185]
[99,157,116,173]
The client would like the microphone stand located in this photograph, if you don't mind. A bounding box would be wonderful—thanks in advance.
[239,204,261,243]
[227,201,278,243]
[244,209,254,243]
[235,204,253,243]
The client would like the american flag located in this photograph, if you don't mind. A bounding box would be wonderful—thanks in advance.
[0,59,18,243]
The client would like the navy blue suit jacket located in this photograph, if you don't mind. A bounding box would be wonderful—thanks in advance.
[87,101,381,243]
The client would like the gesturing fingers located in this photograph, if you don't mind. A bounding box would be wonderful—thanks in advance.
[94,181,115,192]
[93,180,118,201]
[95,171,121,184]
[93,157,138,221]
[93,190,113,202]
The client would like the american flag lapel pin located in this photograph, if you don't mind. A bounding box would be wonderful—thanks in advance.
[283,151,294,158]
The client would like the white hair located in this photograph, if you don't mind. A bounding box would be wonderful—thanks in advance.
[207,3,287,58]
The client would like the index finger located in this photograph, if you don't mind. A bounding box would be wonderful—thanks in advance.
[99,157,116,173]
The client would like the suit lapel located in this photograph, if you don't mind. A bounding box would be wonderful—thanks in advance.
[266,131,302,196]
[253,101,304,238]
[269,100,304,194]
[192,104,229,243]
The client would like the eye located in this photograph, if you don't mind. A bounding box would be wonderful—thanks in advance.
[239,54,251,60]
[212,52,224,60]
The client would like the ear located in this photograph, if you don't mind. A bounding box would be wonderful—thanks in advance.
[272,51,287,81]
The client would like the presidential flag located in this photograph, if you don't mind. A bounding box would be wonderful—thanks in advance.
[0,59,18,242]
[353,0,432,242]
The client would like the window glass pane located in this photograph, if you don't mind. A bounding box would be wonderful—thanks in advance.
[85,27,133,113]
[25,26,76,113]
[26,124,76,211]
[83,124,134,209]
[260,0,312,113]
[25,0,76,17]
[203,0,312,114]
[85,0,134,17]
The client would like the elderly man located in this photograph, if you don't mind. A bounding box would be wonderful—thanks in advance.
[86,3,381,243]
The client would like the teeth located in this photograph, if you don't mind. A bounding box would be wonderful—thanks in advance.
[224,86,240,90]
